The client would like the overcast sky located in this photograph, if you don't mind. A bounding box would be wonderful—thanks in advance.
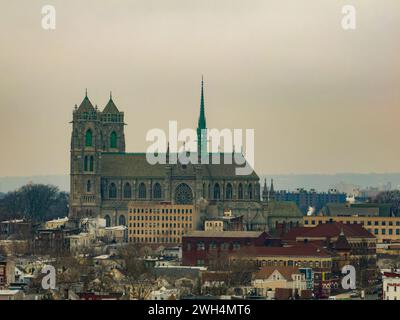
[0,0,399,177]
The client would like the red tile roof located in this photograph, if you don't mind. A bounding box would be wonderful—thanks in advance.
[232,243,335,258]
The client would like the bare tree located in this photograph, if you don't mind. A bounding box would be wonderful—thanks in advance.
[118,243,154,299]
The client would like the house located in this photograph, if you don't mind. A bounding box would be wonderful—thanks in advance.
[66,233,91,252]
[382,271,400,300]
[44,217,69,230]
[252,266,306,298]
[0,255,15,289]
[104,225,127,243]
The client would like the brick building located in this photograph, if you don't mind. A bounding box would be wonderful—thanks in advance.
[182,230,271,266]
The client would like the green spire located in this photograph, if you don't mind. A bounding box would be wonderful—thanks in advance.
[198,75,206,130]
[197,76,207,158]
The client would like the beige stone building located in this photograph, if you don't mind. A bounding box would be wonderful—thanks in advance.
[128,203,196,245]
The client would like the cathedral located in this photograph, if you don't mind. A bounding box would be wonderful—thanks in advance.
[68,80,302,231]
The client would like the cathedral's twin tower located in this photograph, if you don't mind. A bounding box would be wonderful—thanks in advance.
[70,91,126,218]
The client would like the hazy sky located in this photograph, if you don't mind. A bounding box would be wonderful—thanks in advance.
[0,0,399,177]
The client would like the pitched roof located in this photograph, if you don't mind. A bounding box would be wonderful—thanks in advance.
[233,243,334,258]
[334,231,351,250]
[77,95,95,113]
[100,153,259,179]
[103,97,120,114]
[253,266,301,280]
[201,271,230,283]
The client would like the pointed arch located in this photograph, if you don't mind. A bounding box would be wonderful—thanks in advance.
[110,131,117,148]
[123,182,132,198]
[248,183,253,200]
[118,215,126,226]
[238,183,243,200]
[89,156,94,171]
[109,183,117,199]
[214,183,221,200]
[85,129,93,147]
[226,183,233,200]
[153,183,162,199]
[104,215,111,227]
[139,183,146,199]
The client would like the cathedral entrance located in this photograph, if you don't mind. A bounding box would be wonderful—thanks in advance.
[174,183,194,204]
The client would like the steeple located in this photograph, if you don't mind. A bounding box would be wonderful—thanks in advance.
[269,179,275,200]
[76,89,95,113]
[103,91,120,114]
[198,75,206,130]
[197,76,207,158]
[262,178,269,202]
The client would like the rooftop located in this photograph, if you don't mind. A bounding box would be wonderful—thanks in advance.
[184,230,268,239]
[283,222,374,240]
[233,243,334,258]
[253,266,302,280]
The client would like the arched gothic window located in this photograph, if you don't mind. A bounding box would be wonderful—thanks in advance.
[110,131,117,148]
[85,129,93,147]
[119,215,126,226]
[248,184,253,200]
[139,183,146,199]
[226,183,233,200]
[123,183,132,198]
[153,183,162,199]
[109,183,117,199]
[214,183,221,200]
[89,156,94,171]
[104,215,111,227]
[238,183,243,200]
[86,180,91,192]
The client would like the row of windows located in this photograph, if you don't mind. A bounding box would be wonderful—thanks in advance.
[186,241,241,251]
[84,129,118,148]
[129,237,180,243]
[370,229,400,235]
[101,114,123,123]
[129,208,193,214]
[254,259,331,269]
[129,222,192,228]
[130,229,187,235]
[204,183,255,200]
[108,182,162,199]
[130,216,193,221]
[305,219,400,227]
[107,182,257,201]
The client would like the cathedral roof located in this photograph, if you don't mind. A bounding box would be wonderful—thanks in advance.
[103,94,120,114]
[100,153,259,179]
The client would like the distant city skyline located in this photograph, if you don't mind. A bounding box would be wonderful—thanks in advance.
[1,0,400,177]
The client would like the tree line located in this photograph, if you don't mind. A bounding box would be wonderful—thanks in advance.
[0,184,69,222]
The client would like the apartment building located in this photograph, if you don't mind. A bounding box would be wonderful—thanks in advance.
[128,202,196,245]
